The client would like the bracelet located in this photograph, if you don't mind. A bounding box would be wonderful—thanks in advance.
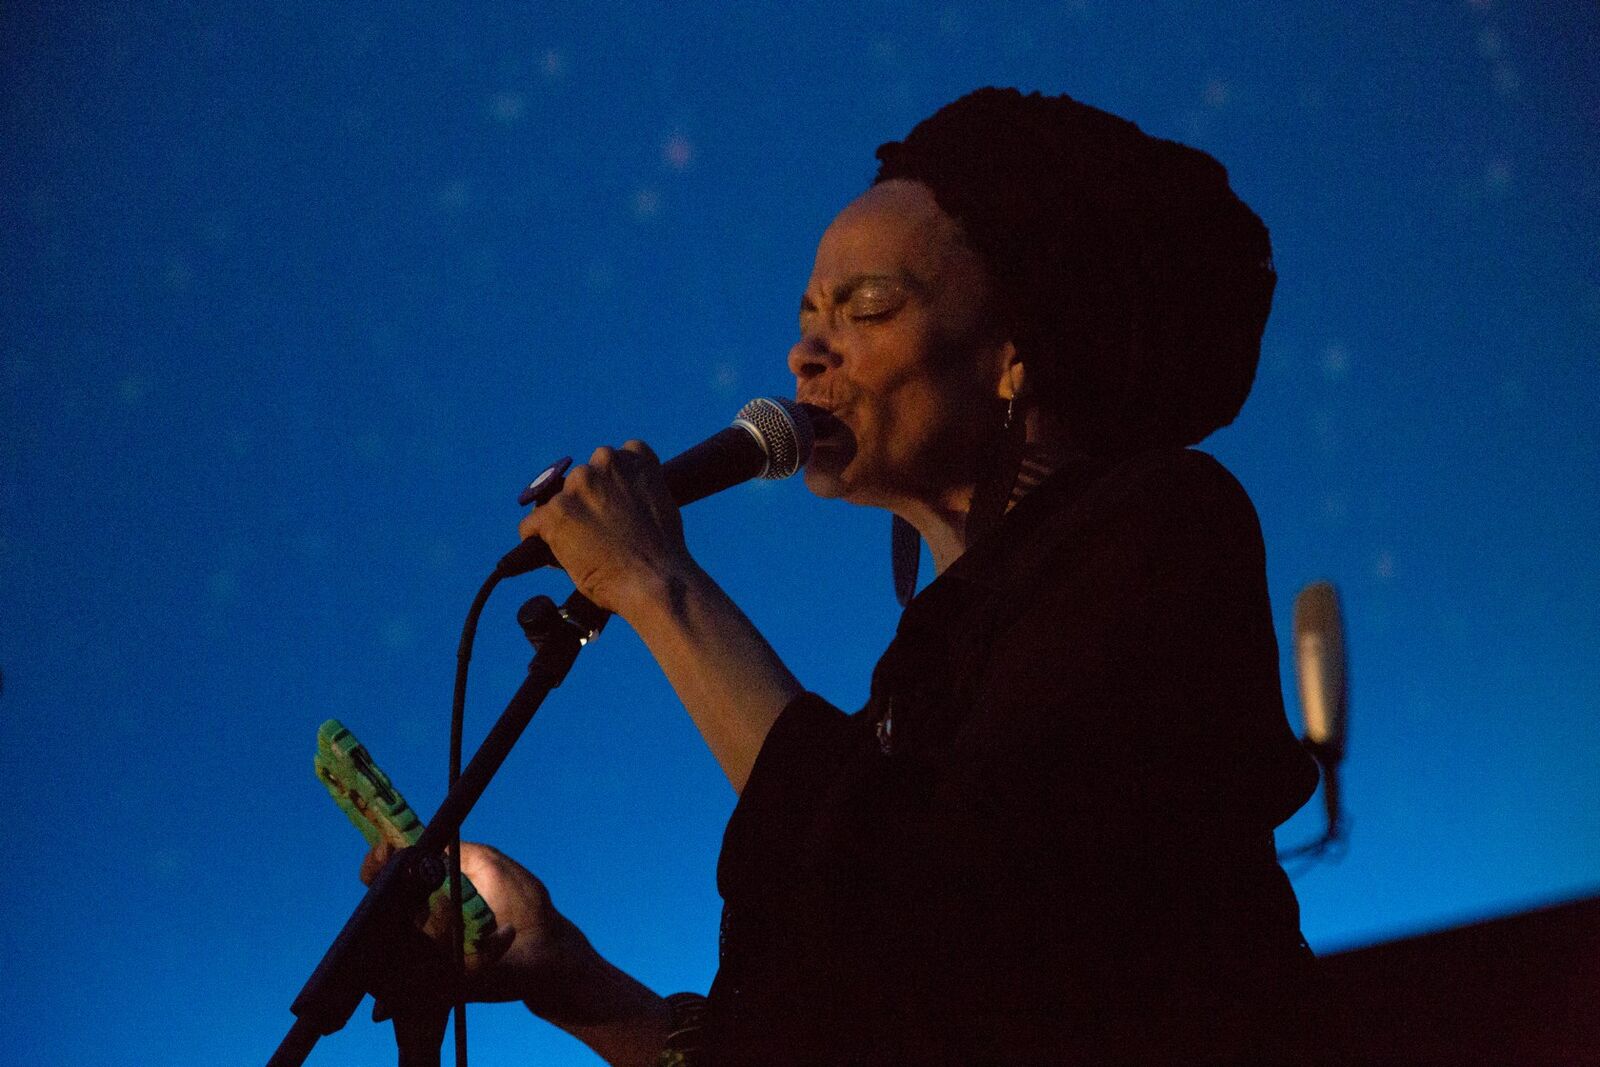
[655,991,708,1067]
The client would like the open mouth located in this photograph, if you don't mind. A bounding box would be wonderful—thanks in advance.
[799,403,847,444]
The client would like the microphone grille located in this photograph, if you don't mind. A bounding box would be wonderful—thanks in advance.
[1293,580,1341,637]
[734,396,814,479]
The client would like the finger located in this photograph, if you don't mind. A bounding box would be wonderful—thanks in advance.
[588,445,615,468]
[360,840,398,885]
[517,464,586,540]
[620,439,659,465]
[517,509,539,541]
[465,924,516,975]
[562,463,592,490]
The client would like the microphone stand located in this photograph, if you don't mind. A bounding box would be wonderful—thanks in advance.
[268,589,612,1067]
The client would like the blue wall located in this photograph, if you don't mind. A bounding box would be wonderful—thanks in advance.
[3,2,1596,1062]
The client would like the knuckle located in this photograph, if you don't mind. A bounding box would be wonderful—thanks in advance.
[623,439,658,464]
[589,445,614,466]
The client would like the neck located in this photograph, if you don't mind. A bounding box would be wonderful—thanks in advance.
[894,489,973,576]
[895,410,1071,575]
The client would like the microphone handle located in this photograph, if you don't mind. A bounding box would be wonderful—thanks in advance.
[660,424,768,504]
[495,425,766,579]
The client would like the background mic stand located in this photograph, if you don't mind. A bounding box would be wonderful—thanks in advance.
[268,590,611,1067]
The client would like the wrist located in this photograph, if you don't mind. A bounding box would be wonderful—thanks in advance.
[541,961,670,1067]
[656,991,709,1066]
[615,557,708,629]
[519,919,669,1066]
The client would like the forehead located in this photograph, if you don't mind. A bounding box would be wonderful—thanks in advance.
[810,179,970,287]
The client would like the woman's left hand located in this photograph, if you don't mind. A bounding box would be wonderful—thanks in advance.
[360,841,670,1066]
[517,440,696,618]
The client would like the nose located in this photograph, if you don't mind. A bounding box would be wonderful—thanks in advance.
[788,330,840,381]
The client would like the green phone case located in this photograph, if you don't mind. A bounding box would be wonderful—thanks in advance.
[315,719,497,955]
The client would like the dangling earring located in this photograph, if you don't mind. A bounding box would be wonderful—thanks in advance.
[891,513,920,608]
[889,388,1021,608]
[965,392,1029,550]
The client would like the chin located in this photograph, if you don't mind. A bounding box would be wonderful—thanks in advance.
[804,440,871,500]
[802,464,848,500]
[803,452,892,509]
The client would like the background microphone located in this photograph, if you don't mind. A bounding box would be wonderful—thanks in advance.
[1294,580,1349,843]
[495,396,814,579]
[1294,580,1348,762]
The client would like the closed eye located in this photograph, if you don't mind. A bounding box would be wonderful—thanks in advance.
[798,273,915,328]
[847,290,905,321]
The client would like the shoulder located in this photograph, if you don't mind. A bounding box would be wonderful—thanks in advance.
[1088,449,1265,572]
[1010,448,1262,582]
[1098,448,1258,527]
[973,449,1280,723]
[981,449,1269,659]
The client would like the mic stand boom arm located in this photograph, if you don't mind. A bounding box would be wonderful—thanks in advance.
[268,590,612,1067]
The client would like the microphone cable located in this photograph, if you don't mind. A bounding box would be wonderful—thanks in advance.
[447,570,502,1067]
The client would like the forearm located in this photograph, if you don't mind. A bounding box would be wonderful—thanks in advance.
[622,561,803,794]
[542,957,670,1067]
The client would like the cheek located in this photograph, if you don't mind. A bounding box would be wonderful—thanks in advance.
[854,383,951,476]
[844,321,986,463]
[850,334,936,427]
[888,369,993,465]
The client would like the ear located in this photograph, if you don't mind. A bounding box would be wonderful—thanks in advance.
[994,341,1025,402]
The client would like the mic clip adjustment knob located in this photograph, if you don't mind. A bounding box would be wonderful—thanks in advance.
[518,456,573,507]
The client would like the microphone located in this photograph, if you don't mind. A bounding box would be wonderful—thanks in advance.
[495,396,814,579]
[1293,580,1348,762]
[1294,580,1348,840]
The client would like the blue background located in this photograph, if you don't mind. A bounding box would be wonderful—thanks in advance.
[3,2,1596,1063]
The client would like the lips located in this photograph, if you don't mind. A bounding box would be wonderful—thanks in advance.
[796,402,855,466]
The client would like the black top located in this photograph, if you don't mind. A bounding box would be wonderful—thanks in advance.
[705,449,1320,1064]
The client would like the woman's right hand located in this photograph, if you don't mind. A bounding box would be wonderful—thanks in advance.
[516,440,694,620]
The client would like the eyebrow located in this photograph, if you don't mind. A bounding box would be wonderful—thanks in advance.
[799,271,926,314]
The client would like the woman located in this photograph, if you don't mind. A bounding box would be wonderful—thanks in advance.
[370,88,1319,1064]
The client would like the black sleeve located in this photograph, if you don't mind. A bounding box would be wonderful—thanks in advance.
[716,689,855,896]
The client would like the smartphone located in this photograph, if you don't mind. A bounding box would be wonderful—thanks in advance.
[316,719,497,955]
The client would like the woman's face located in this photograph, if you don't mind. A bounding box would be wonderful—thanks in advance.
[791,179,1010,512]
